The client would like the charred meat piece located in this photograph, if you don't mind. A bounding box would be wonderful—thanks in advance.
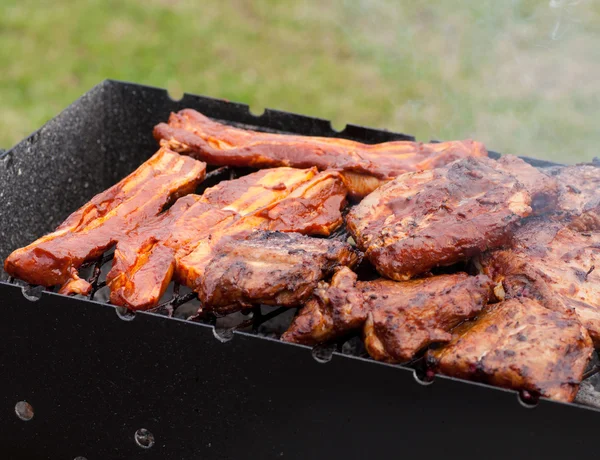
[482,219,600,346]
[153,109,488,199]
[198,231,360,312]
[427,298,593,403]
[4,148,206,294]
[347,156,533,281]
[282,269,492,359]
[177,172,348,293]
[281,267,366,345]
[363,273,493,363]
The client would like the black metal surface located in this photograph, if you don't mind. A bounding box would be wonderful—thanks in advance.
[1,282,599,460]
[0,80,595,459]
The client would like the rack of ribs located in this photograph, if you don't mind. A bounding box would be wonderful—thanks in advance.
[107,168,349,310]
[198,231,360,312]
[282,268,493,364]
[345,156,553,281]
[4,148,206,295]
[426,298,593,403]
[153,109,488,199]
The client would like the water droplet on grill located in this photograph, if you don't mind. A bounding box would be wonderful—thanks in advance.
[311,344,335,363]
[134,428,155,449]
[213,326,234,342]
[74,457,88,460]
[22,285,43,302]
[15,401,34,421]
[115,306,136,321]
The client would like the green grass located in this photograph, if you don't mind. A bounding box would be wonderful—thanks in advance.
[2,0,599,163]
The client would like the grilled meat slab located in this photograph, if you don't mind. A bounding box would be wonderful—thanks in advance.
[108,168,348,309]
[363,273,493,363]
[177,172,348,295]
[198,231,360,312]
[4,148,205,294]
[427,298,593,403]
[482,219,600,346]
[282,268,492,362]
[153,109,488,199]
[346,156,533,281]
[107,198,235,309]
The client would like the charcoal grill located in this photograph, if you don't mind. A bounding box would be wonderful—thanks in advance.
[0,80,598,460]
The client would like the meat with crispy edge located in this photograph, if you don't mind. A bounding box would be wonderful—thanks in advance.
[153,108,488,199]
[282,267,493,364]
[108,169,349,309]
[346,156,534,281]
[4,148,206,295]
[426,298,593,403]
[198,231,360,312]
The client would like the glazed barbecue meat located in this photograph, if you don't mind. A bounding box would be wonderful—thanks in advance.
[346,156,533,281]
[482,219,600,346]
[198,231,360,312]
[107,198,235,309]
[493,155,558,215]
[281,267,365,345]
[153,108,488,199]
[4,148,206,295]
[282,269,493,362]
[363,273,493,363]
[177,171,348,295]
[550,163,600,217]
[427,298,594,403]
[107,168,348,309]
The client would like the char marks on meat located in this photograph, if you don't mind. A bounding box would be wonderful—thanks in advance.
[153,109,488,199]
[427,298,593,403]
[199,231,360,312]
[346,156,536,281]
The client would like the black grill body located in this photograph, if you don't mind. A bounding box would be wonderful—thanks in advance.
[0,80,596,459]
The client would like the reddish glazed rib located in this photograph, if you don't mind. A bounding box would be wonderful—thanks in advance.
[4,148,206,294]
[153,109,488,199]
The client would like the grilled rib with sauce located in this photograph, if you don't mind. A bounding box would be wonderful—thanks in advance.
[107,168,348,309]
[198,231,360,312]
[346,156,536,281]
[153,108,488,199]
[427,298,593,403]
[4,148,206,295]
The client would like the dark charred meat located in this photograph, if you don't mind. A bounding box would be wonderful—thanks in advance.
[427,298,593,403]
[153,109,488,199]
[107,168,347,310]
[4,148,206,295]
[363,273,493,363]
[282,269,492,360]
[198,232,360,312]
[177,172,348,295]
[482,219,600,346]
[346,156,533,281]
[281,267,366,345]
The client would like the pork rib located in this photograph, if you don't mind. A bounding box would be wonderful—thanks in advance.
[153,109,488,199]
[4,148,206,294]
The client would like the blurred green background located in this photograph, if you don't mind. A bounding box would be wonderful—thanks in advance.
[1,0,599,163]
